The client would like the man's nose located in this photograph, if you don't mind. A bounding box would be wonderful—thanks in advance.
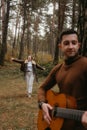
[69,42,73,48]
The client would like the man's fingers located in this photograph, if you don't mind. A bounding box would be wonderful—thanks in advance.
[44,115,51,124]
[81,112,87,128]
[47,104,53,110]
[42,103,53,124]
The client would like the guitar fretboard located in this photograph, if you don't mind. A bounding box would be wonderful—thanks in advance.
[52,107,84,121]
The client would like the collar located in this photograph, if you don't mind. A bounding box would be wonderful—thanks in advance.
[64,55,81,65]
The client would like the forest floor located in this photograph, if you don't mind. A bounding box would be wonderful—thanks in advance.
[0,62,45,130]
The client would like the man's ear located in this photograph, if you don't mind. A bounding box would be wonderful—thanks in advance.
[78,42,81,48]
[58,43,61,48]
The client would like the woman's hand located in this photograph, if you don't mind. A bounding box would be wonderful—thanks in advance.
[11,57,14,61]
[43,67,46,70]
[41,103,53,124]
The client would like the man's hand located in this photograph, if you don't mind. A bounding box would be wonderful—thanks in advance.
[81,111,87,128]
[41,103,53,124]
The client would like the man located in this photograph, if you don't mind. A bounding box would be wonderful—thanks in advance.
[38,29,87,130]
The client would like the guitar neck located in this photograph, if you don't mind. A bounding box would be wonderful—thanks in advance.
[52,107,84,121]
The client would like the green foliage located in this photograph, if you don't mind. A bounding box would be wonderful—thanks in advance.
[37,61,55,77]
[37,58,63,77]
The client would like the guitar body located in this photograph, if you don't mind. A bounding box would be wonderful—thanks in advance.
[37,90,77,130]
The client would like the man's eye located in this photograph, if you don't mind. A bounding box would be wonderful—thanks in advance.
[63,41,69,45]
[72,41,77,45]
[63,40,78,45]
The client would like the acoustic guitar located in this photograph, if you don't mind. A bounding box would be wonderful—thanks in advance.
[37,90,84,130]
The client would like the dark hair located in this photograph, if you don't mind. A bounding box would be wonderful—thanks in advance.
[59,29,79,42]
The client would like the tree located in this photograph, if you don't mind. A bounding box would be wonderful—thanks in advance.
[78,0,87,56]
[18,0,27,59]
[0,0,84,65]
[53,0,68,64]
[0,0,10,65]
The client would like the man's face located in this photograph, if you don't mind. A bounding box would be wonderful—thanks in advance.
[59,34,80,59]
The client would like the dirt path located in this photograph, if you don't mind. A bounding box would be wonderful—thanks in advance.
[0,64,45,130]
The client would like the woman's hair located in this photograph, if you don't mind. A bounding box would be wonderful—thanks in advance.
[28,55,35,60]
[28,55,32,59]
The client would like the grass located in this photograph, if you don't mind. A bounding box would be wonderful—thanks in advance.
[0,62,45,130]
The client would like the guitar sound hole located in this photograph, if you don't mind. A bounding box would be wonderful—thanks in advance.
[45,127,51,130]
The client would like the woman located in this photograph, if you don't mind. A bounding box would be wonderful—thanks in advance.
[11,55,45,98]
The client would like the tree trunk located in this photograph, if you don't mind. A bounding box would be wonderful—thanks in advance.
[53,0,67,64]
[18,0,26,59]
[26,14,31,55]
[72,0,76,29]
[12,12,19,57]
[0,0,10,65]
[33,15,39,57]
[78,0,87,56]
